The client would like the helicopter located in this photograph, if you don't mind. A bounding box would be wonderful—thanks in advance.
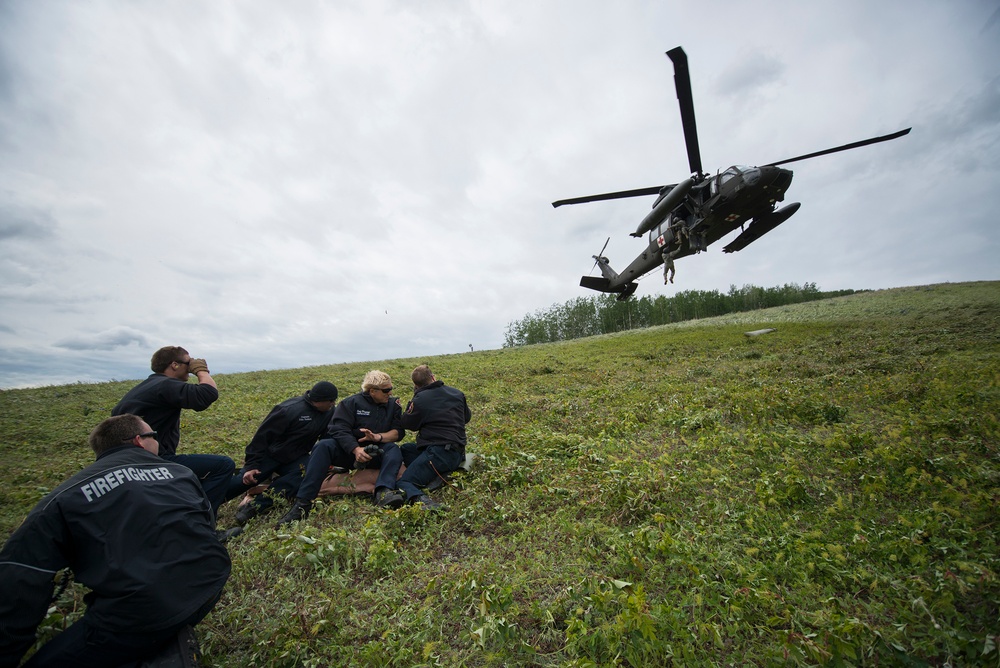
[553,46,911,301]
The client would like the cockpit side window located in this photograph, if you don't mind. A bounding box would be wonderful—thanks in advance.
[711,166,744,196]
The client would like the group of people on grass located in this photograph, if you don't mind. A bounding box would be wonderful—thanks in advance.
[0,346,470,667]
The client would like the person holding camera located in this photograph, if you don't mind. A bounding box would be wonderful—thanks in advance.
[112,346,234,517]
[277,370,405,525]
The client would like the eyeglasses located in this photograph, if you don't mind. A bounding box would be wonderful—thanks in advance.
[123,431,158,443]
[375,387,393,394]
[175,359,191,366]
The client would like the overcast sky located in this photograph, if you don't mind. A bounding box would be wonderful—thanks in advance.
[1,0,998,389]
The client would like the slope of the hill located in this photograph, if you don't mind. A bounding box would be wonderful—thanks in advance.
[1,281,997,666]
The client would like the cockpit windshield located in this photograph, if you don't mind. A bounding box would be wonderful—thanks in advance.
[710,165,759,195]
[722,166,744,182]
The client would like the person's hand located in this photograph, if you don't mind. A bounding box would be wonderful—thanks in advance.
[359,428,378,443]
[243,469,261,485]
[188,358,209,375]
[353,446,372,464]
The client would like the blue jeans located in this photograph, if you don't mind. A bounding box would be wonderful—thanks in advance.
[296,439,403,502]
[225,454,310,511]
[397,443,464,500]
[162,453,235,518]
[23,587,222,667]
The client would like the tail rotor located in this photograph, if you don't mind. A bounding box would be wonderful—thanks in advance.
[591,237,611,272]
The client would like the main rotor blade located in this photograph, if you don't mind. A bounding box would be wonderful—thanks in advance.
[552,185,665,208]
[763,127,912,167]
[667,47,703,176]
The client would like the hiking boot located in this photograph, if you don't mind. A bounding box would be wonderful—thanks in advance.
[234,503,258,526]
[276,499,312,526]
[215,526,243,543]
[374,488,405,510]
[139,624,200,667]
[409,494,445,511]
[425,475,448,492]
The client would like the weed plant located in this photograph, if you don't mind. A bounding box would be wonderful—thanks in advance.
[1,282,998,666]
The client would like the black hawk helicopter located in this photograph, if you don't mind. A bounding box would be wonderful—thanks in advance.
[553,46,911,300]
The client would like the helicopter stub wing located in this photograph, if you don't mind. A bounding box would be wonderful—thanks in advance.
[722,202,801,253]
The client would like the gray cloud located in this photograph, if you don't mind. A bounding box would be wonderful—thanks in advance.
[0,203,56,241]
[0,0,997,389]
[54,326,150,352]
[713,51,786,99]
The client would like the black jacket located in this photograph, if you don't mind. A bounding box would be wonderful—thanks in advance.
[0,446,231,668]
[400,380,471,449]
[329,392,404,457]
[243,394,335,468]
[112,374,219,456]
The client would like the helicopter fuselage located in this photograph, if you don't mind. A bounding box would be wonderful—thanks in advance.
[587,164,795,297]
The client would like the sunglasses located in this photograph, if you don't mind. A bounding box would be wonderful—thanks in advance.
[124,431,158,443]
[375,387,393,394]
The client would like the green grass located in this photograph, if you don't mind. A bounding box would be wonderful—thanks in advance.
[2,281,998,667]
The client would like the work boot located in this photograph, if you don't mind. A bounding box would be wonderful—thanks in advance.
[409,494,445,511]
[234,503,258,526]
[276,499,312,526]
[374,487,405,510]
[216,526,243,543]
[139,624,201,667]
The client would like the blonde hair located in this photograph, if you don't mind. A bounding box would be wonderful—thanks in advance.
[362,370,392,393]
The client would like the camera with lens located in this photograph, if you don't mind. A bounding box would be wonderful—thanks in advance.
[355,443,382,470]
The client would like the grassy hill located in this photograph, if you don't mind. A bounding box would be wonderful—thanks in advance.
[1,281,998,666]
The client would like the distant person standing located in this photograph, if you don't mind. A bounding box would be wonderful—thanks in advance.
[395,365,471,509]
[112,346,234,516]
[224,381,338,525]
[0,414,231,668]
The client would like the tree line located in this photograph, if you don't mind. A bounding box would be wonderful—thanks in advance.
[503,282,857,347]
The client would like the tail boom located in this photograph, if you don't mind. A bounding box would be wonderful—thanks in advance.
[580,275,639,300]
